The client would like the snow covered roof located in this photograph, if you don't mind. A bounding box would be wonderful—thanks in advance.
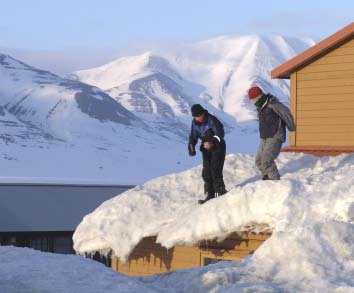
[73,152,354,264]
[272,22,354,79]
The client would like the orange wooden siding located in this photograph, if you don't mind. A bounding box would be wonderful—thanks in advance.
[111,232,270,276]
[289,72,297,146]
[290,37,354,147]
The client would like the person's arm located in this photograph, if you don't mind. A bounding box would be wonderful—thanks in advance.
[209,116,225,143]
[188,123,197,156]
[202,116,224,150]
[271,102,296,131]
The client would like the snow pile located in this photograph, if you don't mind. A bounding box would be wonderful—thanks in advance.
[0,246,155,293]
[73,152,354,291]
[73,152,354,258]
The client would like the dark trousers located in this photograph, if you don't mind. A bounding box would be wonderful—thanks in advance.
[202,139,226,195]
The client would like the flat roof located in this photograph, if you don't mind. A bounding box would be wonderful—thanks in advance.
[0,185,133,232]
[271,22,354,79]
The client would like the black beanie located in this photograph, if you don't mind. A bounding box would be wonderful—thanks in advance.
[191,104,205,117]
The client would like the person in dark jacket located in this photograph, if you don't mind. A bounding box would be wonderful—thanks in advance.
[248,86,296,180]
[188,104,227,204]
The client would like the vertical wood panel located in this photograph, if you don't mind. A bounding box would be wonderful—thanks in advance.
[290,72,297,146]
[111,255,118,271]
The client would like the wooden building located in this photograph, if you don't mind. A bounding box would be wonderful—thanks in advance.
[272,22,354,156]
[111,231,270,276]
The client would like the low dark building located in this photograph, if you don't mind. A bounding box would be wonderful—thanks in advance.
[0,183,133,255]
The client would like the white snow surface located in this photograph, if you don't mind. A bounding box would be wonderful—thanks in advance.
[0,246,156,293]
[72,152,354,292]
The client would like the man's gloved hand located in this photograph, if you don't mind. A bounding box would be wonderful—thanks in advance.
[188,143,196,156]
[203,141,214,150]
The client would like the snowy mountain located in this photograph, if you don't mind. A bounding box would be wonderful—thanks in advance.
[69,53,203,116]
[0,54,198,183]
[0,54,139,137]
[70,52,229,139]
[71,35,315,123]
[72,152,354,292]
[0,105,62,151]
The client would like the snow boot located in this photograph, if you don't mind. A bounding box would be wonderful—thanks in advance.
[262,175,269,180]
[214,189,227,198]
[198,192,214,204]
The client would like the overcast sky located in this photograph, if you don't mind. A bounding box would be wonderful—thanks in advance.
[1,0,353,75]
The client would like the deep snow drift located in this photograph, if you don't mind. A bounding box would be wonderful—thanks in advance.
[73,152,354,292]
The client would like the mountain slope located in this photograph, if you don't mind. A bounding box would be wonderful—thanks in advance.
[0,54,140,140]
[162,35,315,121]
[70,52,231,140]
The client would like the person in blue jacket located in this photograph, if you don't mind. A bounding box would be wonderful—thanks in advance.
[188,104,227,204]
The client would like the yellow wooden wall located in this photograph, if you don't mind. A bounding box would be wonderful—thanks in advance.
[111,232,270,276]
[291,37,354,146]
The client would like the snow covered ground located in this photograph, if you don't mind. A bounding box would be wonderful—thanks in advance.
[2,152,354,292]
[0,246,155,293]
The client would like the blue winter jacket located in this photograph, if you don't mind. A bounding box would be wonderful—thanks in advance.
[188,111,225,153]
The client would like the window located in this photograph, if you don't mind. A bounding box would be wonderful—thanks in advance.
[54,237,73,254]
[30,237,49,252]
[203,257,233,266]
[0,232,75,254]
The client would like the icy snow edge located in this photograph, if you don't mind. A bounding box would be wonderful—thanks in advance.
[73,152,354,262]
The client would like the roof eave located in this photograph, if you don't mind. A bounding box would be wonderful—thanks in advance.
[271,22,354,80]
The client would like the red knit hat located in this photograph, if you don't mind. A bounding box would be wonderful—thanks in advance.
[248,86,263,104]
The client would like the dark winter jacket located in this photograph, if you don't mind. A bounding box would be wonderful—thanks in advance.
[257,94,296,142]
[188,111,225,154]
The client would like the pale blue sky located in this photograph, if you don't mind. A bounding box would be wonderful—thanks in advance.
[1,0,353,50]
